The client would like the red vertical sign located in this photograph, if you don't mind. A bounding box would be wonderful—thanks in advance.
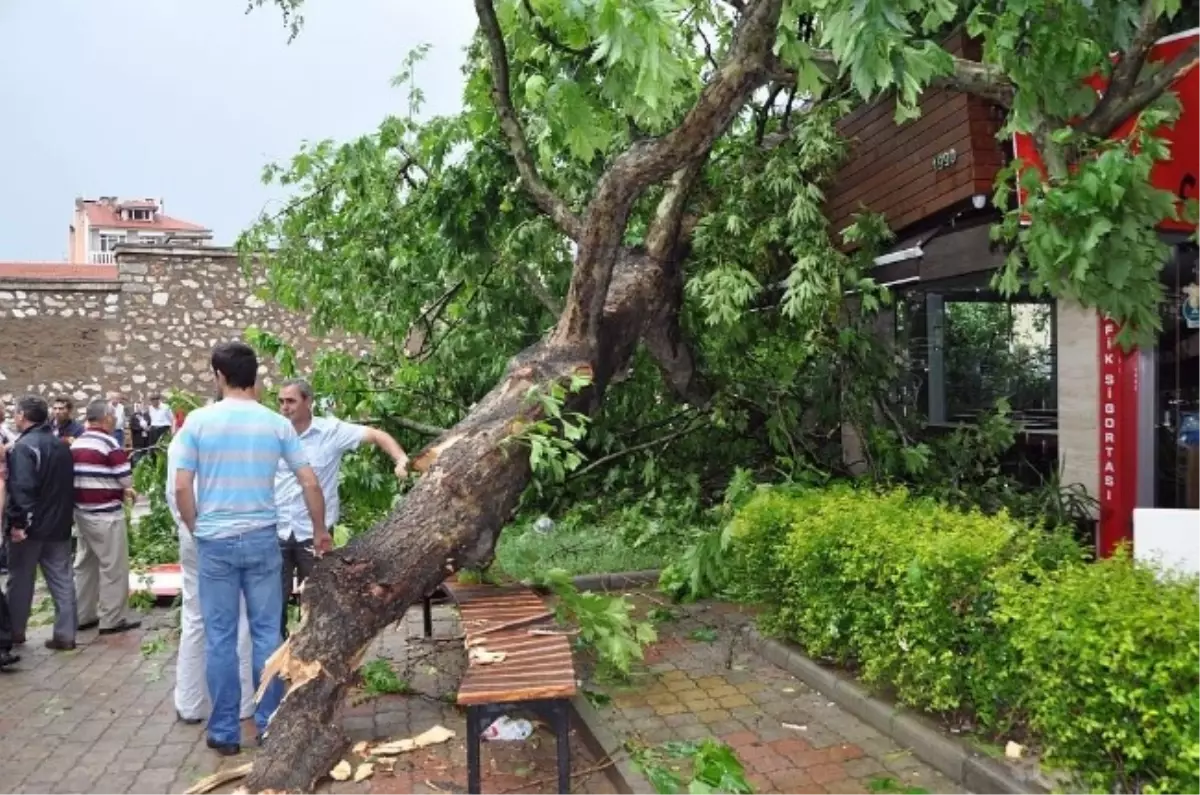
[1097,318,1140,557]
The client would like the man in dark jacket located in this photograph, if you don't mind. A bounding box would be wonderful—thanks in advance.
[51,397,85,444]
[0,448,18,669]
[5,394,78,650]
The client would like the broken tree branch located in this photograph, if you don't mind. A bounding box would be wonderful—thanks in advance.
[473,0,583,241]
[555,0,785,349]
[567,421,704,481]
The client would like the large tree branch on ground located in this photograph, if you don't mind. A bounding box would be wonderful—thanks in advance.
[245,251,679,793]
[249,3,782,789]
[474,0,583,240]
[555,0,785,349]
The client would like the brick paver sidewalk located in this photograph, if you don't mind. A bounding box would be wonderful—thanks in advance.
[597,597,959,794]
[0,586,961,794]
[0,604,615,794]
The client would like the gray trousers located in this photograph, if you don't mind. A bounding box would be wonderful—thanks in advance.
[6,538,77,643]
[74,510,132,630]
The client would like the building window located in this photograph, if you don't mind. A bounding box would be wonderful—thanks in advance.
[897,288,1057,430]
[131,208,152,221]
[99,233,126,252]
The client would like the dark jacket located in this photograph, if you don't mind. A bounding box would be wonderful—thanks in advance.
[52,419,85,441]
[6,424,76,542]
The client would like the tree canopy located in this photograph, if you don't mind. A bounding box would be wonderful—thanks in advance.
[237,0,1197,789]
[239,0,1195,522]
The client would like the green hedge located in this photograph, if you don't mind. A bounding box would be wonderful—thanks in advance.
[999,555,1200,794]
[724,485,1199,794]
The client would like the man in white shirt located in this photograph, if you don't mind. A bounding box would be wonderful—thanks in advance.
[108,393,127,450]
[273,378,408,636]
[147,394,174,448]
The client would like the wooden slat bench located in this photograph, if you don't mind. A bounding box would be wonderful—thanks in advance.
[423,581,577,795]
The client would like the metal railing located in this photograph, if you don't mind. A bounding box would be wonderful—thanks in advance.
[89,251,115,264]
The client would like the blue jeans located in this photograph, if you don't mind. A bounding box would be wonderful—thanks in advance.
[196,527,285,745]
[113,429,125,449]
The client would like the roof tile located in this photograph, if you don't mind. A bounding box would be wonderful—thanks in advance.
[0,262,120,281]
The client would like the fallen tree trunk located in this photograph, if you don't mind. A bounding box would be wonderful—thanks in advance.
[244,254,673,792]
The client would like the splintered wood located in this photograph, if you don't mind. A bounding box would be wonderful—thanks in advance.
[369,725,456,755]
[184,764,253,794]
[256,642,325,702]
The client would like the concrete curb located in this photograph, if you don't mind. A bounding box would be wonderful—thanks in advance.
[744,629,1046,794]
[571,694,655,795]
[570,570,662,592]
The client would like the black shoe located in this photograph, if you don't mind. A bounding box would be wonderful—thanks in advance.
[78,620,100,632]
[176,711,203,725]
[0,650,19,670]
[12,634,25,646]
[206,737,240,756]
[44,638,76,651]
[99,619,141,636]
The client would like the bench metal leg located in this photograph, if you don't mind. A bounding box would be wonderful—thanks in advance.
[463,699,570,795]
[552,699,571,794]
[466,705,483,795]
[422,595,433,638]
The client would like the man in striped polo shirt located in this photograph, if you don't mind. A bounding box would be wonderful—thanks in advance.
[71,399,140,635]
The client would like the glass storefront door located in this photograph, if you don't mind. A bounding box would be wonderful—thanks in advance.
[1154,244,1199,510]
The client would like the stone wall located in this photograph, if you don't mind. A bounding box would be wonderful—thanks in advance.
[0,246,362,408]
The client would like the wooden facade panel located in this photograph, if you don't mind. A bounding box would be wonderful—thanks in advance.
[830,117,975,217]
[826,31,1005,238]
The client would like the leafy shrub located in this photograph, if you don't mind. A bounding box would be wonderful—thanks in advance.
[725,484,1198,792]
[128,449,180,568]
[658,467,762,602]
[755,487,1081,715]
[998,552,1200,794]
[721,486,813,603]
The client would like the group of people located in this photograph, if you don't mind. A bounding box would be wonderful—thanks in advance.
[45,393,177,453]
[0,340,409,757]
[0,394,143,668]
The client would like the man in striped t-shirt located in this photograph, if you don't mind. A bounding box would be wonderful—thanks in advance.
[175,342,326,755]
[71,399,140,635]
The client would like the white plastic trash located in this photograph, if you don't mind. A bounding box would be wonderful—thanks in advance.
[482,716,533,741]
